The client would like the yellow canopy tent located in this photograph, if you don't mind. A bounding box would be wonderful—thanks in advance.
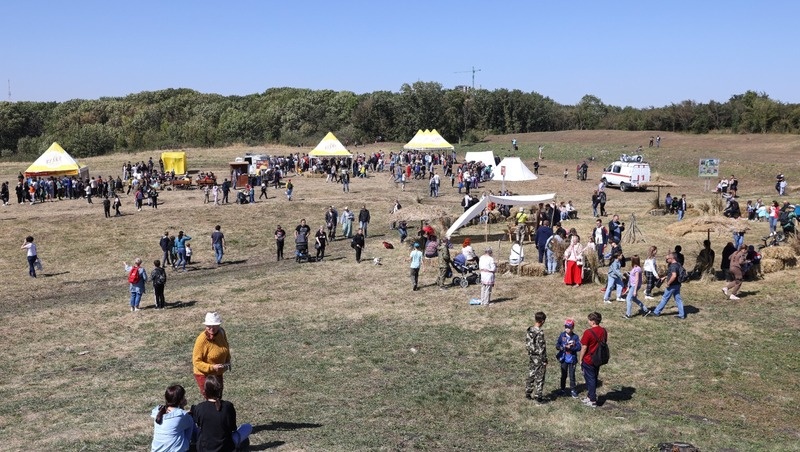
[24,142,89,179]
[161,151,187,174]
[309,132,353,157]
[403,129,454,152]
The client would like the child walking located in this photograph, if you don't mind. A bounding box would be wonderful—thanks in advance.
[525,311,548,404]
[625,255,650,318]
[603,251,624,303]
[554,318,581,398]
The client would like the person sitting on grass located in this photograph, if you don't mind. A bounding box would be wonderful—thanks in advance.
[193,375,252,452]
[151,384,196,452]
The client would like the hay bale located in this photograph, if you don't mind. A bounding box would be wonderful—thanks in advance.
[496,261,509,274]
[760,258,784,274]
[760,246,797,261]
[519,263,546,277]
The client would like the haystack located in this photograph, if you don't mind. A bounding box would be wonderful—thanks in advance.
[760,258,784,274]
[665,216,750,237]
[759,246,798,268]
[759,246,797,260]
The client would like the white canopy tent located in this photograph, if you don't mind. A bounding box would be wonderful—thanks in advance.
[492,157,537,181]
[446,193,556,238]
[463,151,496,169]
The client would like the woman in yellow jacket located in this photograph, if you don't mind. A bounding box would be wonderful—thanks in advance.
[193,312,231,397]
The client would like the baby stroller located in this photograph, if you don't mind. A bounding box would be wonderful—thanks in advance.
[451,253,480,288]
[295,237,311,263]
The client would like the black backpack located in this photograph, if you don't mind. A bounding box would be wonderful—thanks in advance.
[152,268,166,286]
[588,328,610,367]
[678,264,690,283]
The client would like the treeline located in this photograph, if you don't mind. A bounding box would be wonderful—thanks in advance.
[1,82,798,158]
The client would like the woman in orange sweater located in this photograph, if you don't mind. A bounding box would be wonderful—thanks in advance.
[193,312,231,397]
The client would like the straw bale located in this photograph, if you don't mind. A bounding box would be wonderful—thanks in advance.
[759,246,797,261]
[519,263,546,277]
[760,258,784,274]
[496,261,509,274]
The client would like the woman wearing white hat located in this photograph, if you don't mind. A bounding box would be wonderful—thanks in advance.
[193,312,231,397]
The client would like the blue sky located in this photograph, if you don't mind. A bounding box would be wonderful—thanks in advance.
[3,1,798,107]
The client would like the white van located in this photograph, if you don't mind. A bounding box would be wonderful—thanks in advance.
[601,159,651,191]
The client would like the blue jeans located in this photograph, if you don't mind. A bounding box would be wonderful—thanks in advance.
[677,209,685,220]
[360,221,369,237]
[733,233,744,250]
[27,255,37,277]
[232,423,253,447]
[129,291,142,308]
[342,222,352,238]
[546,249,558,274]
[626,289,647,316]
[213,244,224,264]
[604,276,623,300]
[177,248,187,270]
[654,285,685,317]
[769,217,777,234]
[581,362,599,402]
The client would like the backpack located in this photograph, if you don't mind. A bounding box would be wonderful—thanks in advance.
[424,240,438,258]
[128,266,141,284]
[678,264,690,283]
[152,268,166,286]
[588,328,610,367]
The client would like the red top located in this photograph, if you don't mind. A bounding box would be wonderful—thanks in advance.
[580,325,607,365]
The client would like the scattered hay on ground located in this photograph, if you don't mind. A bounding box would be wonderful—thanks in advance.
[665,215,750,236]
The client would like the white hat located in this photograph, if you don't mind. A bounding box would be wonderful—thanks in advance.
[203,312,222,326]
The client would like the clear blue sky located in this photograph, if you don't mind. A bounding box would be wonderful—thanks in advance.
[4,0,798,108]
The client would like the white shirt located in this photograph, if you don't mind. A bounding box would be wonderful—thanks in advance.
[479,254,496,285]
[23,242,37,257]
[643,257,658,276]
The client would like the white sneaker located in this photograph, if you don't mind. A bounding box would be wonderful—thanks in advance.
[645,295,654,300]
[722,287,728,295]
[616,297,625,302]
[603,299,612,304]
[729,294,740,300]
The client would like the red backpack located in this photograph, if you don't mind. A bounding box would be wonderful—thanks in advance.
[128,266,141,284]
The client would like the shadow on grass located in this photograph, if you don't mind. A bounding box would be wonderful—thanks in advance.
[601,386,636,405]
[249,440,286,450]
[42,271,70,277]
[683,305,700,314]
[490,297,515,304]
[166,300,198,308]
[252,421,323,432]
[219,259,248,266]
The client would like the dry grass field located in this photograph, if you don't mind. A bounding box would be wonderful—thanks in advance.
[0,131,799,451]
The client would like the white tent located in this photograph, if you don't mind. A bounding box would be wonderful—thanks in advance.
[492,157,537,181]
[446,193,556,238]
[463,151,496,169]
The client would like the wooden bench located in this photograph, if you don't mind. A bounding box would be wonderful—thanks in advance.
[171,179,192,189]
[196,178,217,187]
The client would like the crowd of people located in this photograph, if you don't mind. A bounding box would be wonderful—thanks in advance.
[11,144,798,448]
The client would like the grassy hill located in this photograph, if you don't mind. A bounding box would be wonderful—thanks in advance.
[0,131,798,450]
